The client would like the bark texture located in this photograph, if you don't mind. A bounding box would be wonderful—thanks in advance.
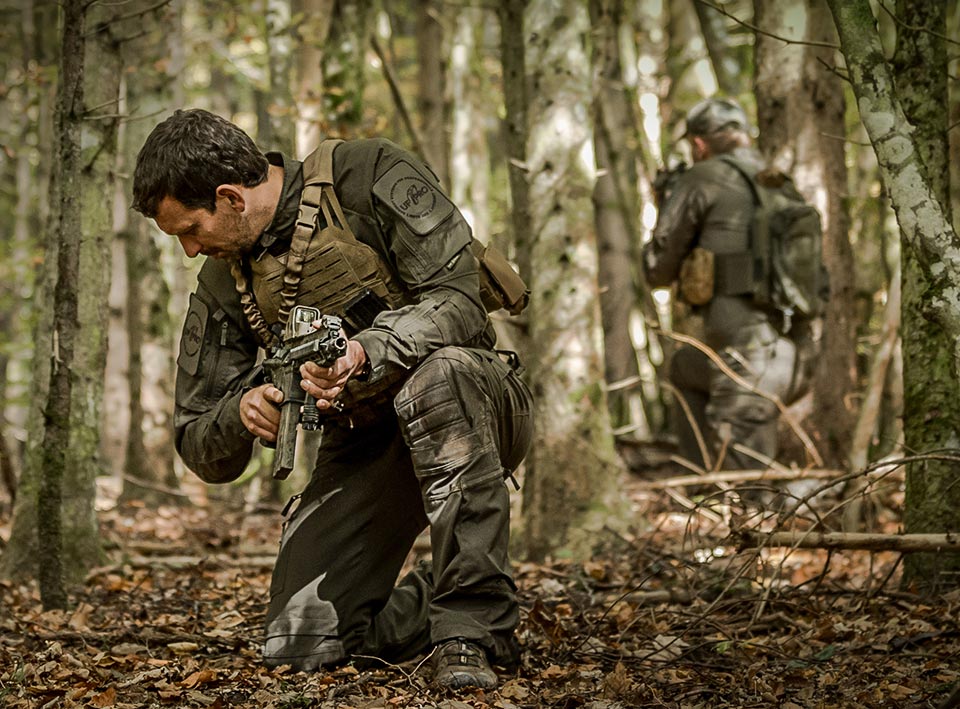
[588,0,647,437]
[520,0,625,561]
[498,0,532,281]
[755,0,856,468]
[416,0,449,187]
[38,0,86,608]
[68,0,122,578]
[890,0,960,590]
[5,0,122,588]
[828,0,960,590]
[449,7,492,244]
[294,0,335,155]
[693,0,744,96]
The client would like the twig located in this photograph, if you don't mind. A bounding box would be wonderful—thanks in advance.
[112,553,277,569]
[730,443,794,475]
[739,530,960,553]
[369,34,426,160]
[661,380,712,469]
[663,486,723,523]
[119,473,283,512]
[875,0,960,48]
[844,262,900,530]
[640,467,845,490]
[83,0,172,37]
[351,648,433,694]
[651,324,824,466]
[695,0,840,50]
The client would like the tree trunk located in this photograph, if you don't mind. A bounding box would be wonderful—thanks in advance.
[416,0,449,186]
[1,0,59,583]
[802,1,857,472]
[753,0,806,170]
[0,0,42,506]
[497,0,531,281]
[827,0,960,591]
[520,0,627,561]
[588,0,648,439]
[263,0,296,155]
[754,0,856,468]
[293,0,335,155]
[5,0,122,587]
[951,3,960,236]
[889,0,959,591]
[113,0,178,503]
[37,0,86,608]
[68,0,122,575]
[449,6,492,245]
[323,0,371,136]
[692,0,744,97]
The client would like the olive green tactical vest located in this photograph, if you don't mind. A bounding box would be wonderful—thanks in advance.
[232,140,408,348]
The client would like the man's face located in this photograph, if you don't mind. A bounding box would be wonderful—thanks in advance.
[153,192,259,259]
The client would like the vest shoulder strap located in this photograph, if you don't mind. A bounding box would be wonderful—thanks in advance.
[302,139,344,187]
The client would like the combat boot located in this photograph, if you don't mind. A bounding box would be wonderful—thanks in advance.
[433,638,498,690]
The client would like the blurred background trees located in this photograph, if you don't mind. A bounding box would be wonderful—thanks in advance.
[1,0,959,599]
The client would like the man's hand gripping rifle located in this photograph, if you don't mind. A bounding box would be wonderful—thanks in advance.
[262,306,347,480]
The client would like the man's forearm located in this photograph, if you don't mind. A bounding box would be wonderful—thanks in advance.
[175,390,256,483]
[354,287,488,380]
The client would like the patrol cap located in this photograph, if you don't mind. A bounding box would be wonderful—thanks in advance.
[683,98,750,137]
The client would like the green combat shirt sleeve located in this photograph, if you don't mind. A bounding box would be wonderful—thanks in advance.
[174,259,260,483]
[345,140,492,383]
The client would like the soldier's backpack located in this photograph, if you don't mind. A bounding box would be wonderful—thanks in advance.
[712,157,829,331]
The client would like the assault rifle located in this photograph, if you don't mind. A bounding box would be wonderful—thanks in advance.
[262,306,347,480]
[653,160,688,207]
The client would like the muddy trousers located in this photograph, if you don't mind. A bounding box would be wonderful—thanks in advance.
[262,346,534,671]
[669,323,797,471]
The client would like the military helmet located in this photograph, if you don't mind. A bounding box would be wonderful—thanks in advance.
[683,98,750,137]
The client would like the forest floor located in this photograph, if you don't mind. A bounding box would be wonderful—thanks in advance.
[1,457,958,709]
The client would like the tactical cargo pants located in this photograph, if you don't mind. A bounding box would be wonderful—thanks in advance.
[262,346,533,671]
[669,322,797,471]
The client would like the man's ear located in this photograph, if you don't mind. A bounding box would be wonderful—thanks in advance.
[691,136,710,162]
[216,184,246,211]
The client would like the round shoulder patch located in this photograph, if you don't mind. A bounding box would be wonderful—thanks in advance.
[177,293,209,376]
[372,160,455,235]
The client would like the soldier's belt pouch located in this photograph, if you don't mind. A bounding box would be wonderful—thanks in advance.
[470,240,530,315]
[679,247,715,306]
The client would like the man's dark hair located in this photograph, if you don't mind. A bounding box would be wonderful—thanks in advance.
[132,109,269,217]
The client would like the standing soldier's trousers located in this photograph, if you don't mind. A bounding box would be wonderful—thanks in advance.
[669,322,797,471]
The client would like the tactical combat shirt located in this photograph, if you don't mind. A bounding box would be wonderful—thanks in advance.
[174,139,496,483]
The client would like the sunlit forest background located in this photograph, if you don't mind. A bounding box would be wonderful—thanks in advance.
[1,1,960,705]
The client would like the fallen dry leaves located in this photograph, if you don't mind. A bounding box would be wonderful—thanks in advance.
[0,470,957,708]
